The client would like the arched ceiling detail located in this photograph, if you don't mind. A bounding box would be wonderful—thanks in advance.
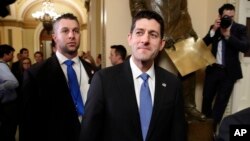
[16,0,87,25]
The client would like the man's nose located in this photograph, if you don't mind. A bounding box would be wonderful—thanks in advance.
[141,33,150,43]
[68,31,76,38]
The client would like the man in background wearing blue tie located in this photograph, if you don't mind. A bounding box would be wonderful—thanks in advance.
[19,13,96,141]
[79,10,186,141]
[202,3,250,132]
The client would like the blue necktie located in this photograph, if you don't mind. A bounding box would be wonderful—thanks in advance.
[139,73,152,141]
[64,60,84,116]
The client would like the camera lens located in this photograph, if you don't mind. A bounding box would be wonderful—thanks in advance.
[220,15,232,29]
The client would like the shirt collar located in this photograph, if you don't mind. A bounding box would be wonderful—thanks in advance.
[129,57,155,79]
[56,51,80,65]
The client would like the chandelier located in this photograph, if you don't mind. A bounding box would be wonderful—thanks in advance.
[32,0,60,34]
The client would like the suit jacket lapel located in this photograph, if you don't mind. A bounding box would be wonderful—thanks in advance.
[147,66,168,139]
[79,58,96,84]
[120,61,143,139]
[49,55,80,121]
[121,62,170,141]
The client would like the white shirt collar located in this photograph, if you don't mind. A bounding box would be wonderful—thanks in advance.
[129,57,155,79]
[56,51,80,65]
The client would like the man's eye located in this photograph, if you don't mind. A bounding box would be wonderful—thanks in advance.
[62,30,68,33]
[135,31,143,36]
[150,34,158,38]
[149,32,159,38]
[74,30,80,33]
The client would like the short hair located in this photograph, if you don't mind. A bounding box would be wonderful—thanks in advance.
[97,54,101,59]
[51,39,56,47]
[111,45,127,60]
[52,13,79,33]
[0,44,15,58]
[20,48,28,54]
[34,51,43,57]
[219,3,235,16]
[130,10,165,39]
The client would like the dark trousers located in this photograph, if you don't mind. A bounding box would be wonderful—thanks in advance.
[0,100,18,141]
[202,65,235,130]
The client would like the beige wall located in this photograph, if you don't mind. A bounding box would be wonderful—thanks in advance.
[188,0,227,38]
[104,0,131,67]
[22,29,35,62]
[0,26,23,62]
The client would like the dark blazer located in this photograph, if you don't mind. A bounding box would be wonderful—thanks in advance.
[79,60,186,141]
[216,107,250,141]
[11,61,20,78]
[203,22,250,81]
[19,55,96,141]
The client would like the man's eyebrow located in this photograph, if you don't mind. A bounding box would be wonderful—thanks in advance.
[134,28,144,31]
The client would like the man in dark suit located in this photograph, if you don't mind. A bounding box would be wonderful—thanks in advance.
[202,3,250,131]
[11,48,29,78]
[79,10,186,141]
[129,0,206,122]
[216,107,250,141]
[109,44,127,65]
[19,13,96,141]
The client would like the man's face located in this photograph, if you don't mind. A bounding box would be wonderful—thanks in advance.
[21,50,29,58]
[52,19,80,57]
[128,19,165,64]
[109,48,120,65]
[221,9,235,20]
[5,51,14,62]
[34,53,43,63]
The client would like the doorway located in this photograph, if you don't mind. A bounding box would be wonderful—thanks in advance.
[40,29,52,59]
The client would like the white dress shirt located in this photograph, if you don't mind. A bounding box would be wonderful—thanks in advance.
[56,51,90,104]
[129,57,155,109]
[210,28,229,65]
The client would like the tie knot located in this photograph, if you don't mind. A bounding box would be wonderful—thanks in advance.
[64,60,75,66]
[140,73,149,81]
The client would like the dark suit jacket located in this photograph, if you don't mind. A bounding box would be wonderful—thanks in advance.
[216,107,250,141]
[11,61,20,78]
[19,55,96,141]
[203,22,250,81]
[79,60,186,141]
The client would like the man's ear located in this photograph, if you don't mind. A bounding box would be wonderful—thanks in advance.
[159,39,166,51]
[52,33,56,41]
[127,33,132,46]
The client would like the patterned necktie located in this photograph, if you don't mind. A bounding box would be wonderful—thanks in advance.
[139,73,152,141]
[64,60,84,116]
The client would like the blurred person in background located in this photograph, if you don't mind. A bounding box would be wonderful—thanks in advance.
[109,44,127,65]
[95,54,102,70]
[33,51,44,64]
[0,44,19,141]
[11,48,29,79]
[202,3,250,131]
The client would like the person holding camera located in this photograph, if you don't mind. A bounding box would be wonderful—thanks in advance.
[201,3,250,132]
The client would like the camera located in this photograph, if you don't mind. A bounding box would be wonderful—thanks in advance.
[220,15,232,29]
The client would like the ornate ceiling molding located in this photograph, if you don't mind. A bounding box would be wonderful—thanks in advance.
[0,19,38,29]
